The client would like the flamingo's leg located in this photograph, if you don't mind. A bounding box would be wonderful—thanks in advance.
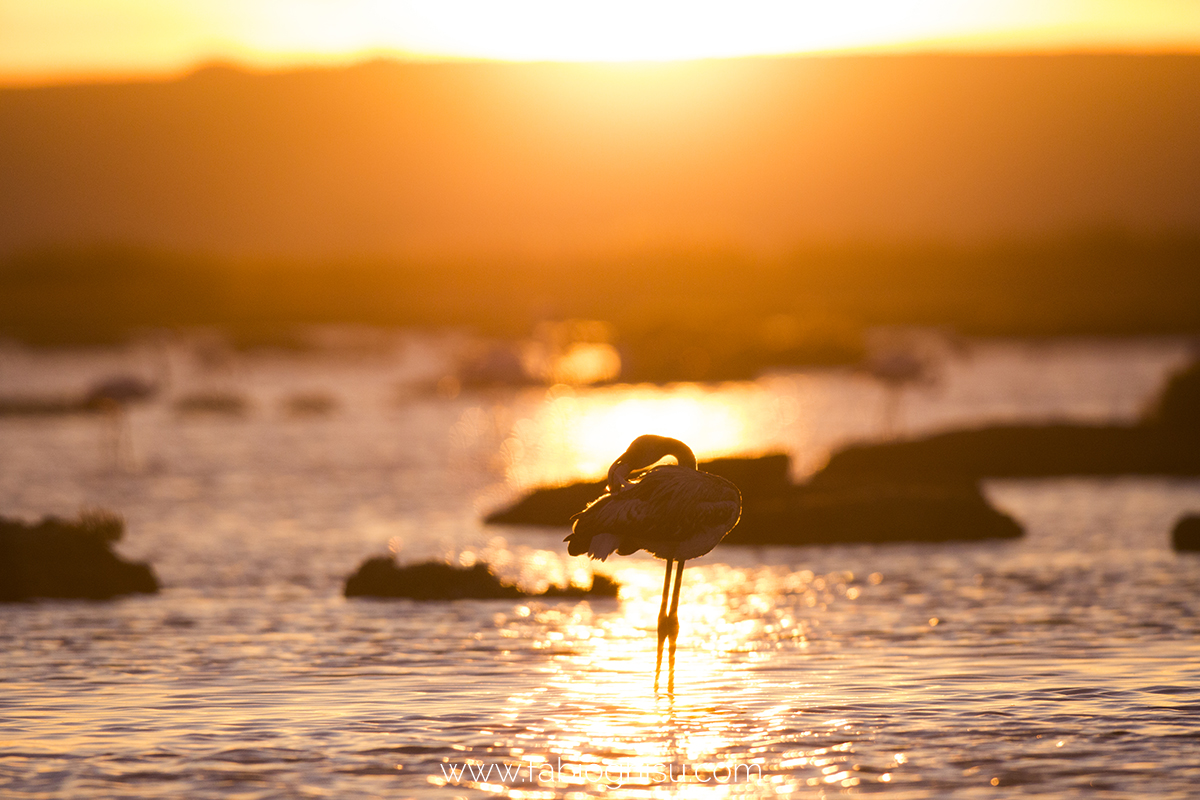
[668,559,686,629]
[656,559,675,638]
[660,559,685,695]
[667,630,677,695]
[655,559,675,692]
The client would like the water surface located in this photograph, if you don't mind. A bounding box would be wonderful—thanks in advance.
[2,336,1198,798]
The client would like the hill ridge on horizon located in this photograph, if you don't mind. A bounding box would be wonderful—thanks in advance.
[10,49,1200,90]
[1,53,1199,259]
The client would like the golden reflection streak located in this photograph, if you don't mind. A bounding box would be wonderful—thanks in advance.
[489,557,815,796]
[473,528,1062,797]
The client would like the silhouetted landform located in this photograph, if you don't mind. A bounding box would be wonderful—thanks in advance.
[0,394,157,416]
[174,391,250,416]
[814,362,1200,485]
[1146,361,1200,433]
[617,318,862,383]
[281,392,338,417]
[1171,516,1200,552]
[4,234,1200,381]
[0,375,160,416]
[343,557,619,600]
[488,454,790,525]
[486,454,1022,545]
[4,56,1200,259]
[0,511,158,601]
[5,56,1200,376]
[491,361,1198,544]
[83,375,159,409]
[0,396,88,416]
[814,425,1200,484]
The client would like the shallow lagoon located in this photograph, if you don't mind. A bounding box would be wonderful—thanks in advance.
[2,336,1199,798]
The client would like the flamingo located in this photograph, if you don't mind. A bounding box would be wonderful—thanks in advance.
[565,435,742,687]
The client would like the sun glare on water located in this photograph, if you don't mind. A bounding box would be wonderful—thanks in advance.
[505,383,779,489]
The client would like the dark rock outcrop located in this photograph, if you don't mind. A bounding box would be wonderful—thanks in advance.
[0,375,161,416]
[344,557,619,600]
[174,391,250,416]
[486,454,791,527]
[812,424,1196,484]
[1172,515,1200,552]
[485,455,1021,546]
[726,479,1021,545]
[0,511,159,601]
[814,361,1200,485]
[486,361,1200,547]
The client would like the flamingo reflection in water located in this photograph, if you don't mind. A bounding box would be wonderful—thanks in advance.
[566,435,742,691]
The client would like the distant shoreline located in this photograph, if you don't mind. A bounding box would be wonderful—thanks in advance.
[3,235,1198,381]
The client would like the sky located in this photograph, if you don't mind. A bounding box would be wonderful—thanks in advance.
[3,0,1200,85]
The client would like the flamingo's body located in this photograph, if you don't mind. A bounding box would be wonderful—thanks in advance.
[565,435,741,689]
[566,464,740,562]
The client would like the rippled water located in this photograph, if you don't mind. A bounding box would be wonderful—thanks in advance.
[2,336,1199,798]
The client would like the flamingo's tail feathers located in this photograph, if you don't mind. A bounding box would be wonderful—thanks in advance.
[565,532,590,557]
[587,533,620,561]
[566,492,605,557]
[564,530,620,561]
[566,491,634,560]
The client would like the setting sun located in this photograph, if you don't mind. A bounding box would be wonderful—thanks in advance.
[2,0,1200,84]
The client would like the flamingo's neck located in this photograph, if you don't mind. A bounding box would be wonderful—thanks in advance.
[659,438,697,471]
[607,435,697,491]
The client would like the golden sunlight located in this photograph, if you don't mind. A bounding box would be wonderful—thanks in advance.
[527,386,750,485]
[2,0,1199,84]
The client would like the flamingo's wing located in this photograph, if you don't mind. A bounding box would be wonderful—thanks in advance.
[565,466,741,560]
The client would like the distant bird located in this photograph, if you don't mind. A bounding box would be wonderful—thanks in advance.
[566,435,741,688]
[861,328,947,438]
[83,374,161,472]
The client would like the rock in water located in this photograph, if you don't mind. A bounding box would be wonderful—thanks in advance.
[723,480,1022,545]
[1171,515,1200,552]
[344,557,617,600]
[485,453,1022,546]
[813,360,1200,484]
[485,454,791,526]
[0,511,159,601]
